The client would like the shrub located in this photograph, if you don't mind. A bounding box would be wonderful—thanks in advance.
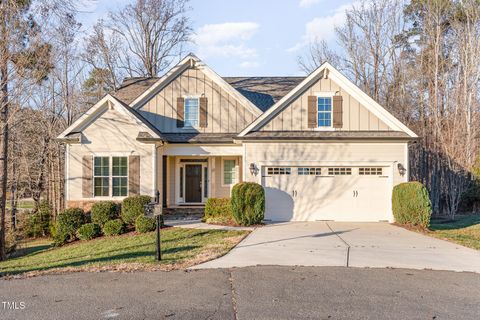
[231,182,265,226]
[103,219,125,236]
[6,228,17,254]
[53,208,86,245]
[91,201,118,226]
[135,216,156,233]
[21,200,52,238]
[121,195,151,226]
[76,223,101,240]
[392,181,432,229]
[204,198,235,225]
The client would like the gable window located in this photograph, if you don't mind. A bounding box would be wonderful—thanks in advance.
[223,159,236,185]
[317,97,332,127]
[94,156,128,197]
[184,98,199,127]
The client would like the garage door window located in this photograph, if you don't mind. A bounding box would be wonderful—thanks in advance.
[328,167,352,175]
[359,167,383,175]
[298,167,322,176]
[267,167,291,175]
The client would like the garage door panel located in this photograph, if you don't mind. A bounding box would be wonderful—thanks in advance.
[263,166,392,222]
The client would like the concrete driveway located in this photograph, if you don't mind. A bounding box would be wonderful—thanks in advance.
[195,222,480,273]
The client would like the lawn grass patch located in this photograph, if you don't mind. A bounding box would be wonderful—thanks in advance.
[0,228,248,277]
[428,215,480,250]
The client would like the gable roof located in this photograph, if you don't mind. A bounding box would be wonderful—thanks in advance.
[128,53,263,117]
[238,62,418,138]
[113,77,159,105]
[56,94,164,141]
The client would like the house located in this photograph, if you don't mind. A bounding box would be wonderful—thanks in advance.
[57,54,417,222]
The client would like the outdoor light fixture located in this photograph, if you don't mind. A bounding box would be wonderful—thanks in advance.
[397,163,407,176]
[249,163,258,176]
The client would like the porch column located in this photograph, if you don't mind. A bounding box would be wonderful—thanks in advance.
[209,157,216,198]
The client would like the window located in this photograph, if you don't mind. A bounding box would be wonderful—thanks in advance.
[223,159,236,185]
[94,157,110,197]
[298,167,322,176]
[112,157,128,196]
[184,98,199,127]
[359,167,383,175]
[94,156,128,197]
[267,167,292,175]
[317,97,332,127]
[328,167,352,175]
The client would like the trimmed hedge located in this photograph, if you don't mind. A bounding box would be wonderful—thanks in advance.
[392,181,432,229]
[135,216,156,233]
[54,208,86,245]
[103,219,125,236]
[91,201,118,226]
[121,195,151,226]
[204,198,234,225]
[77,223,101,240]
[231,182,265,226]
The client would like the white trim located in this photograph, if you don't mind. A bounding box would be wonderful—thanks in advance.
[404,142,409,182]
[131,53,263,117]
[183,96,200,129]
[174,157,209,204]
[65,144,70,201]
[314,92,335,131]
[239,62,417,138]
[152,144,157,197]
[57,94,162,140]
[92,155,129,198]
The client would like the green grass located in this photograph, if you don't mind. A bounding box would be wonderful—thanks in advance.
[428,215,480,250]
[0,228,247,276]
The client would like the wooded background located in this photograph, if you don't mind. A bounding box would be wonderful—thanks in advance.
[0,0,479,260]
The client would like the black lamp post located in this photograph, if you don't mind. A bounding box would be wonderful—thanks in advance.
[145,191,162,261]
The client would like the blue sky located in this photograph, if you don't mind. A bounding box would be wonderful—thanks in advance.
[77,0,353,76]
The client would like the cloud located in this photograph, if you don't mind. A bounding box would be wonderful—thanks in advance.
[299,0,322,8]
[194,22,259,59]
[239,61,260,69]
[288,3,353,52]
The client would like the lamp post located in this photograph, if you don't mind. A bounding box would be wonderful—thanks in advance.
[145,191,162,261]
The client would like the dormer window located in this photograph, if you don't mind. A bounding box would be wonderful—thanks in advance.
[317,97,332,127]
[184,97,199,127]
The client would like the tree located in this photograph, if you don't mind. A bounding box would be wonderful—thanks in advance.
[0,0,53,261]
[106,0,192,77]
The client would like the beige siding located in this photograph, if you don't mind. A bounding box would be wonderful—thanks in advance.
[138,67,257,133]
[260,77,391,131]
[67,108,154,201]
[243,142,407,187]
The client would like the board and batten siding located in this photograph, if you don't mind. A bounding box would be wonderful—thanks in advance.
[67,108,154,201]
[242,142,408,187]
[260,77,391,131]
[139,67,256,133]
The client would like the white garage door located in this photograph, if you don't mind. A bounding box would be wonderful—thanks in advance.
[263,166,392,222]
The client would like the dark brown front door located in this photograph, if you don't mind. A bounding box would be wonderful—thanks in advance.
[185,164,202,203]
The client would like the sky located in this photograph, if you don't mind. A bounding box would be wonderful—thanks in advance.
[77,0,354,77]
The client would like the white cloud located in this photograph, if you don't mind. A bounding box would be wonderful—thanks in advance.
[239,61,260,69]
[289,3,353,52]
[299,0,322,8]
[194,22,259,59]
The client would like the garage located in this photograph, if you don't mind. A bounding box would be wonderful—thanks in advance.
[262,165,393,222]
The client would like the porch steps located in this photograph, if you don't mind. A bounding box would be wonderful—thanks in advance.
[163,206,205,219]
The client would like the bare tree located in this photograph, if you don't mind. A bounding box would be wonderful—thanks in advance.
[106,0,192,77]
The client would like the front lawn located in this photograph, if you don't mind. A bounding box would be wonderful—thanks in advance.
[428,215,480,250]
[0,228,248,277]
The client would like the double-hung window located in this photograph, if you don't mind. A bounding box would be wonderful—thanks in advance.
[94,157,110,197]
[94,156,128,197]
[223,159,236,185]
[317,97,332,127]
[184,98,199,127]
[112,157,128,196]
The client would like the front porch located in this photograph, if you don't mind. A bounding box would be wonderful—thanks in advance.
[162,154,243,208]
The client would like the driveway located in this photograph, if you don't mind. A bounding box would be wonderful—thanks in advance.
[195,222,480,273]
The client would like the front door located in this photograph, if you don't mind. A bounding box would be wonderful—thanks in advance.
[185,164,202,203]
